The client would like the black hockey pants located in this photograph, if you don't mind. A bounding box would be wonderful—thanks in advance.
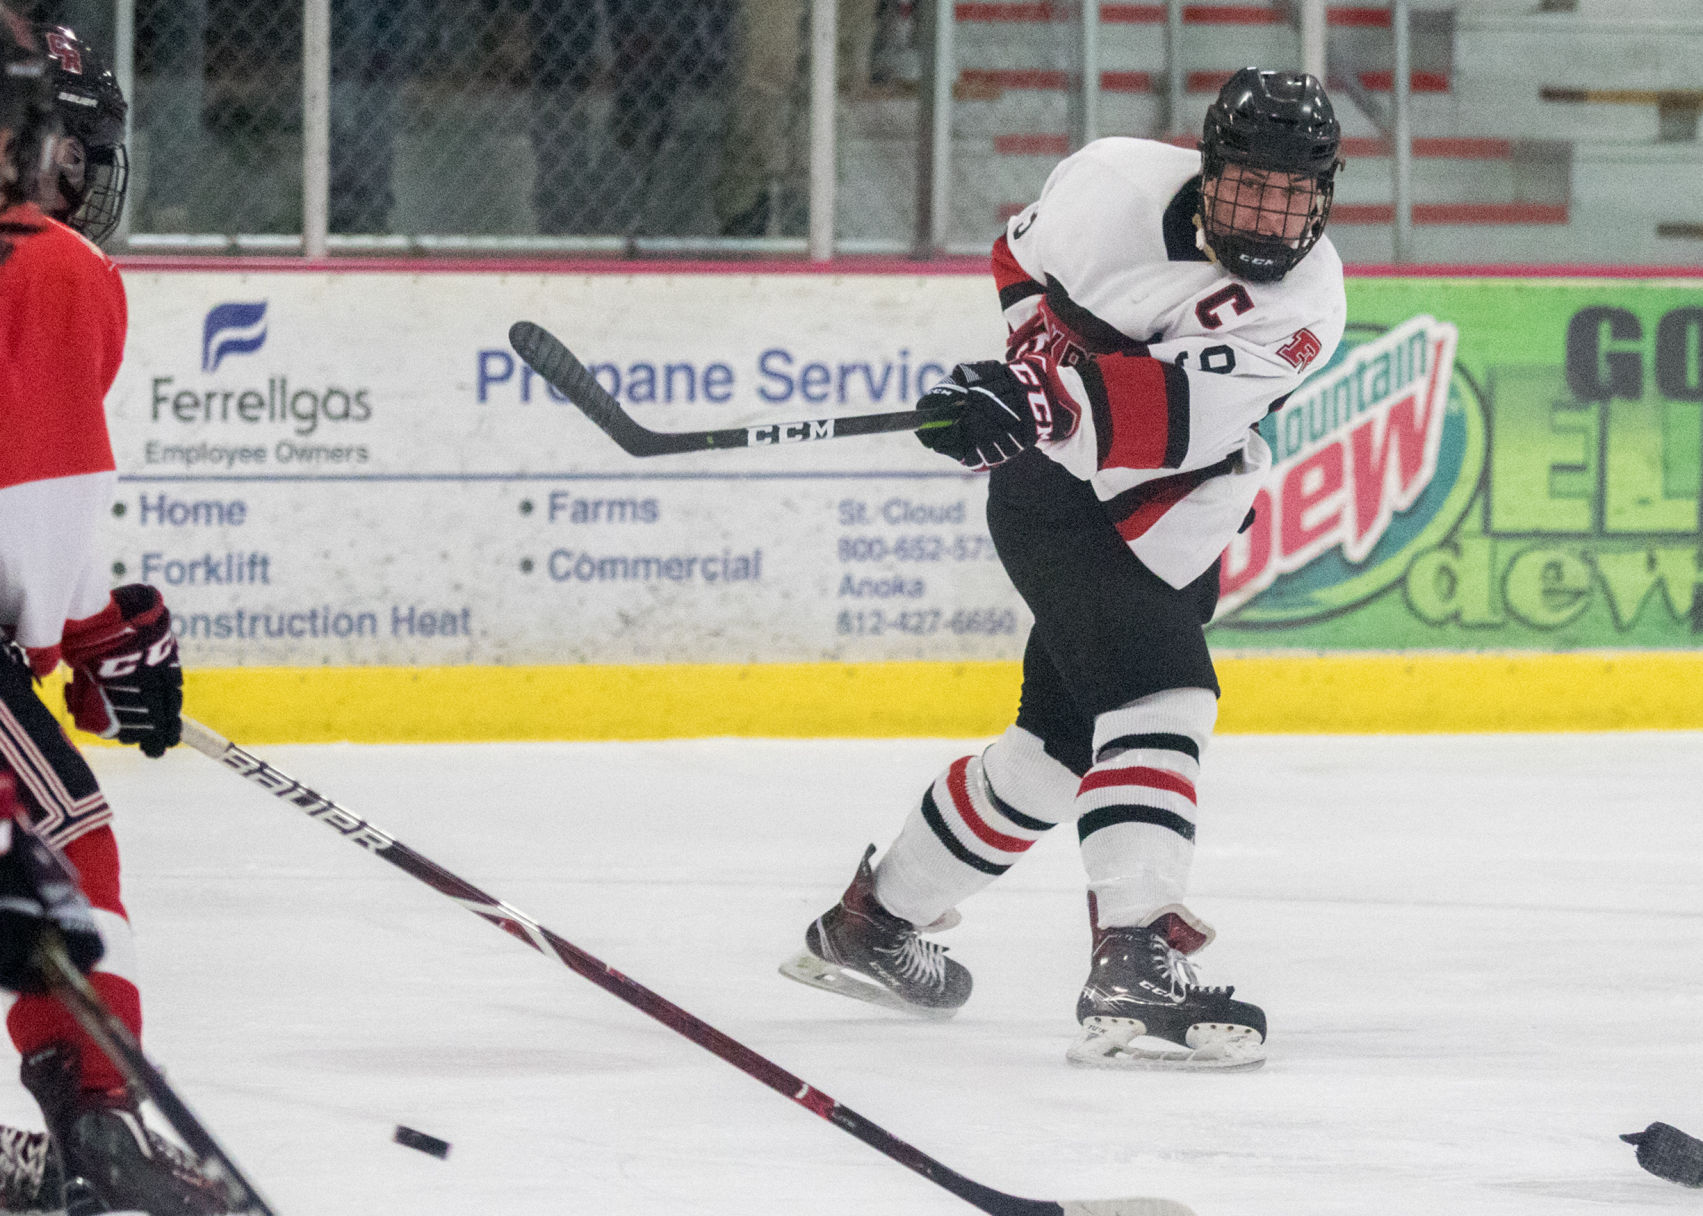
[985,449,1222,778]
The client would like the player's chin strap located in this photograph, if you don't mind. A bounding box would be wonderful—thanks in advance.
[177,718,1197,1216]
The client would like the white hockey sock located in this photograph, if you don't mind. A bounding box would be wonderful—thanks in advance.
[873,726,1075,927]
[1076,688,1217,929]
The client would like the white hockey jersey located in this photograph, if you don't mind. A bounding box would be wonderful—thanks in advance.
[995,137,1346,589]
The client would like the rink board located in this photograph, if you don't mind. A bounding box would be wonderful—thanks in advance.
[95,262,1703,738]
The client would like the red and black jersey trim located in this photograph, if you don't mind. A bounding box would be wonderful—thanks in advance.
[920,786,1010,876]
[1042,275,1150,357]
[992,234,1043,313]
[1074,356,1192,471]
[1100,454,1238,542]
[1077,805,1197,843]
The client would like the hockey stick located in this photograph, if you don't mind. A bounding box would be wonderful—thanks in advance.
[508,320,961,457]
[35,931,279,1215]
[178,718,1193,1216]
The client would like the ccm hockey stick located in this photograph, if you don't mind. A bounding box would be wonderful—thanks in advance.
[508,320,961,456]
[179,718,1193,1216]
[35,931,279,1215]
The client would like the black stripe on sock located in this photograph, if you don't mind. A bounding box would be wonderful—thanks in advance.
[1095,732,1200,763]
[920,787,1011,876]
[1077,805,1197,844]
[984,777,1056,833]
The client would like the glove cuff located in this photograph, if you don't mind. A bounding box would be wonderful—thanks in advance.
[61,585,168,665]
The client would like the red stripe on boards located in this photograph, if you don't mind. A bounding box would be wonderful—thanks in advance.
[946,757,1035,854]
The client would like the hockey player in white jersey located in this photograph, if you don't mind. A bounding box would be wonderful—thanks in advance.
[782,68,1347,1070]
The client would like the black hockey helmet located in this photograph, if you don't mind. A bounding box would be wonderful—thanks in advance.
[35,24,127,243]
[0,6,54,210]
[1199,67,1341,283]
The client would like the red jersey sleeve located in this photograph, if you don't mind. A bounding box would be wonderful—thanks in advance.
[0,205,125,491]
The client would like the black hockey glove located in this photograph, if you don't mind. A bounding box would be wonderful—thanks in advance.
[915,359,1052,472]
[0,793,105,995]
[61,585,183,759]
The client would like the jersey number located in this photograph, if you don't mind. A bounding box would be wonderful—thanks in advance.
[1174,345,1238,375]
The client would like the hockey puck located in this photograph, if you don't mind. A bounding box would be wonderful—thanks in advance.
[393,1125,451,1160]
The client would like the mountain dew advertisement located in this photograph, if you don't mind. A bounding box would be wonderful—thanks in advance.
[1210,279,1703,650]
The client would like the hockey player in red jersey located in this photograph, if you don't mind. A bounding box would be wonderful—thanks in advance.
[783,69,1347,1070]
[0,12,227,1212]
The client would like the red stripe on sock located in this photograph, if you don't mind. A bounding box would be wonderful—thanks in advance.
[8,972,141,1093]
[946,757,1035,854]
[1078,765,1197,804]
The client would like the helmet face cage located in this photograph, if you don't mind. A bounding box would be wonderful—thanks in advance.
[1199,150,1335,283]
[1199,67,1341,283]
[37,24,127,241]
[60,138,125,242]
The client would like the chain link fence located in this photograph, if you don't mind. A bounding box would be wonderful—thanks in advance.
[17,0,920,248]
[20,3,1636,263]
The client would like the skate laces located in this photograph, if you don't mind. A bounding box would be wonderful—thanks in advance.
[1149,935,1199,997]
[0,1126,49,1206]
[876,932,951,990]
[1147,934,1234,998]
[146,1128,227,1196]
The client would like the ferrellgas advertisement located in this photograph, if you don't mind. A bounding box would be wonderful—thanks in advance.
[102,270,1703,667]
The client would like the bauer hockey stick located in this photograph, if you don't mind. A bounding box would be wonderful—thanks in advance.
[35,931,279,1215]
[179,718,1194,1216]
[508,320,961,456]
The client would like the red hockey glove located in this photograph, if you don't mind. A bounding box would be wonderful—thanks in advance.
[60,585,183,759]
[915,359,1062,472]
[0,780,105,994]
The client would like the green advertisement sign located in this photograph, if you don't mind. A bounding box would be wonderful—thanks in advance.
[1208,278,1703,650]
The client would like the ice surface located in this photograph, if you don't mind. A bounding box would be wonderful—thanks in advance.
[4,733,1699,1216]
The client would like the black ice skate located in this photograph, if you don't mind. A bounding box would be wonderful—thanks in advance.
[779,845,971,1018]
[1067,913,1266,1071]
[21,1044,230,1215]
[0,1125,60,1211]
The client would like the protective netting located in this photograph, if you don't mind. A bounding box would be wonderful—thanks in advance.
[14,0,909,242]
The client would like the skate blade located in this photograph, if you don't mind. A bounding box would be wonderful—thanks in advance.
[1066,1016,1266,1072]
[778,950,960,1021]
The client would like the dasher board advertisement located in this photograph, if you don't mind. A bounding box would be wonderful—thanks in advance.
[103,270,1703,667]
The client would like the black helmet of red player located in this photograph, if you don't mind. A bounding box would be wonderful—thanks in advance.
[35,24,127,243]
[1199,67,1341,283]
[0,5,53,211]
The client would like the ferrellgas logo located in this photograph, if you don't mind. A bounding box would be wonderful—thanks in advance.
[150,301,375,438]
[202,301,269,372]
[1217,314,1486,622]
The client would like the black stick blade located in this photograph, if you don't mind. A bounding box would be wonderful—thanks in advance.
[508,320,674,456]
[508,319,960,458]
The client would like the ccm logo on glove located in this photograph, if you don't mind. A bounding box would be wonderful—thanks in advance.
[59,585,183,759]
[915,358,1071,472]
